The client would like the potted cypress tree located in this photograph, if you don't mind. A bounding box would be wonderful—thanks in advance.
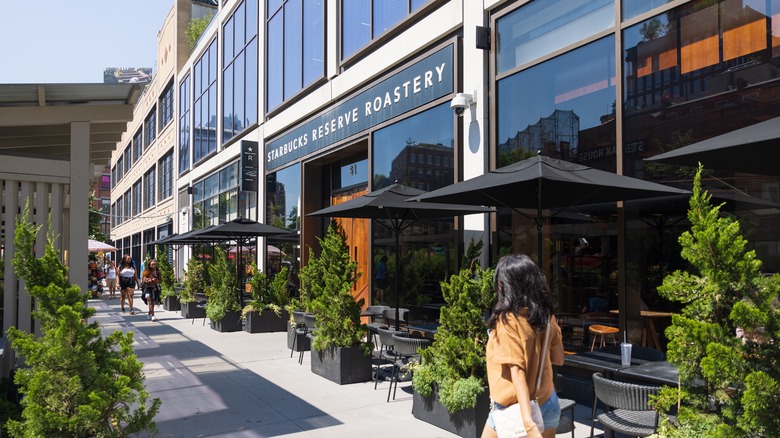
[299,222,372,385]
[411,264,494,438]
[157,246,179,311]
[242,264,291,333]
[205,247,242,332]
[180,257,206,319]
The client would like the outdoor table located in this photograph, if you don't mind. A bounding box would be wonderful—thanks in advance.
[563,350,653,378]
[616,360,679,387]
[405,322,439,340]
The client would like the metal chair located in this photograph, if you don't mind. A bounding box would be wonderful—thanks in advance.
[300,313,317,365]
[387,334,431,402]
[554,372,577,438]
[590,372,660,437]
[374,327,407,389]
[384,307,409,329]
[289,310,308,359]
[365,305,390,348]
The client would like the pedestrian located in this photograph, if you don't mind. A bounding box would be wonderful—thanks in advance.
[482,254,565,438]
[141,260,162,321]
[118,254,140,315]
[374,255,388,304]
[105,260,118,299]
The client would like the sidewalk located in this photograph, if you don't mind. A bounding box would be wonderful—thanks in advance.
[90,293,598,437]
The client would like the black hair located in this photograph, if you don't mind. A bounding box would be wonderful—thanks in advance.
[486,254,553,332]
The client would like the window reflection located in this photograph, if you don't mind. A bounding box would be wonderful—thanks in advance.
[341,0,429,60]
[371,103,455,311]
[266,163,301,294]
[497,36,616,171]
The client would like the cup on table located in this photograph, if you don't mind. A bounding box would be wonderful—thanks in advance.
[620,342,632,366]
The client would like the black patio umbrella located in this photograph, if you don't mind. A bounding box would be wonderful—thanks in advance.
[189,218,291,305]
[308,183,492,330]
[644,116,780,176]
[410,154,690,265]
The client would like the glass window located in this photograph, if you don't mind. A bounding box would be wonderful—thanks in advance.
[160,81,174,129]
[123,146,132,173]
[194,39,218,163]
[266,0,324,112]
[496,0,614,74]
[223,0,259,143]
[497,36,617,171]
[204,173,219,199]
[266,163,301,231]
[111,166,116,189]
[133,179,142,217]
[124,190,132,224]
[133,129,143,162]
[116,156,124,182]
[342,0,428,60]
[622,0,674,21]
[144,167,156,210]
[158,151,174,200]
[144,107,157,149]
[219,161,239,191]
[370,103,456,309]
[179,75,191,172]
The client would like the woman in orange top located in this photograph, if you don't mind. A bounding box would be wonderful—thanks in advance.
[482,254,564,438]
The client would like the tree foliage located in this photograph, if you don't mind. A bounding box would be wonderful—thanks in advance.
[654,166,780,437]
[156,245,175,299]
[205,247,240,322]
[185,13,214,52]
[412,264,494,412]
[180,257,206,304]
[299,223,368,353]
[242,264,290,319]
[5,201,160,437]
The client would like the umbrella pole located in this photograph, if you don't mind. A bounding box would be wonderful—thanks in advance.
[394,230,401,331]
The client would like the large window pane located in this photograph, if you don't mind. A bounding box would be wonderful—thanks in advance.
[342,0,370,58]
[267,13,283,110]
[284,0,303,99]
[373,0,406,34]
[497,0,614,74]
[622,0,674,21]
[303,0,324,86]
[497,36,616,171]
[223,0,258,143]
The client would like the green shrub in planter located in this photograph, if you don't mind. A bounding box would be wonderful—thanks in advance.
[412,264,494,412]
[156,245,176,300]
[242,265,291,320]
[205,247,240,323]
[180,257,206,304]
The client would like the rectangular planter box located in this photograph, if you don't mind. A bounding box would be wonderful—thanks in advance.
[181,301,206,319]
[210,310,243,332]
[287,323,311,352]
[310,344,372,385]
[245,309,289,333]
[412,385,490,438]
[163,295,181,312]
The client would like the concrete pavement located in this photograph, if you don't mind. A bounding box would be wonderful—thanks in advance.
[90,292,598,437]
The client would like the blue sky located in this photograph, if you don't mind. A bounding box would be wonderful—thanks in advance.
[0,0,174,83]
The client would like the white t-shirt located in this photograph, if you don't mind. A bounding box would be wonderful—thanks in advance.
[106,266,117,280]
[119,266,136,278]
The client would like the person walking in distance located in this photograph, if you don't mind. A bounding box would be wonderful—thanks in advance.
[482,254,565,438]
[105,259,118,299]
[118,254,140,315]
[142,260,162,321]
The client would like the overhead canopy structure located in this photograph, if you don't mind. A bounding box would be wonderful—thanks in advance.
[0,83,140,375]
[645,116,780,176]
[88,239,118,252]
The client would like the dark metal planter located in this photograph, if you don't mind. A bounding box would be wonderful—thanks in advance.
[310,344,373,385]
[181,301,206,319]
[244,309,289,333]
[411,385,490,438]
[163,295,181,312]
[210,310,243,332]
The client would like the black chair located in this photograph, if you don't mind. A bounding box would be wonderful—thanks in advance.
[387,334,431,402]
[590,372,660,437]
[365,305,390,348]
[554,372,577,438]
[289,310,308,359]
[191,299,208,326]
[384,307,409,329]
[374,327,407,389]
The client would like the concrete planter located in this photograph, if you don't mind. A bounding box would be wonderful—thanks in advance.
[180,301,206,319]
[310,344,372,385]
[244,309,289,333]
[163,295,181,312]
[210,310,243,332]
[412,385,490,438]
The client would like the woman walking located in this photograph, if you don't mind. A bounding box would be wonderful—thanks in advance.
[118,254,139,315]
[482,254,564,438]
[105,259,118,299]
[141,260,162,321]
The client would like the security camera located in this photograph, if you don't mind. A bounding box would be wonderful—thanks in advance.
[450,93,474,116]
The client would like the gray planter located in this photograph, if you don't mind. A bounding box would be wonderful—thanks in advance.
[287,322,310,351]
[163,295,181,311]
[412,385,490,438]
[210,310,243,332]
[181,301,206,319]
[245,309,289,333]
[310,344,372,385]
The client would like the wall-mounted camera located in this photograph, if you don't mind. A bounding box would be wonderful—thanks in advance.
[450,92,474,116]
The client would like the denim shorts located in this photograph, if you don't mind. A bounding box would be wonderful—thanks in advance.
[486,390,561,431]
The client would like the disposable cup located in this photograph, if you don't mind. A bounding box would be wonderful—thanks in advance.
[620,342,632,366]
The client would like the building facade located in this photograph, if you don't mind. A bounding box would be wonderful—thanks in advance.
[112,0,780,343]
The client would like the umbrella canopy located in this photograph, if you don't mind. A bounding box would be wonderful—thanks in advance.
[308,183,492,329]
[410,155,689,264]
[88,239,117,252]
[190,217,290,243]
[644,116,780,176]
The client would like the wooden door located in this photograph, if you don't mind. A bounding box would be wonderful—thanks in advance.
[331,187,370,315]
